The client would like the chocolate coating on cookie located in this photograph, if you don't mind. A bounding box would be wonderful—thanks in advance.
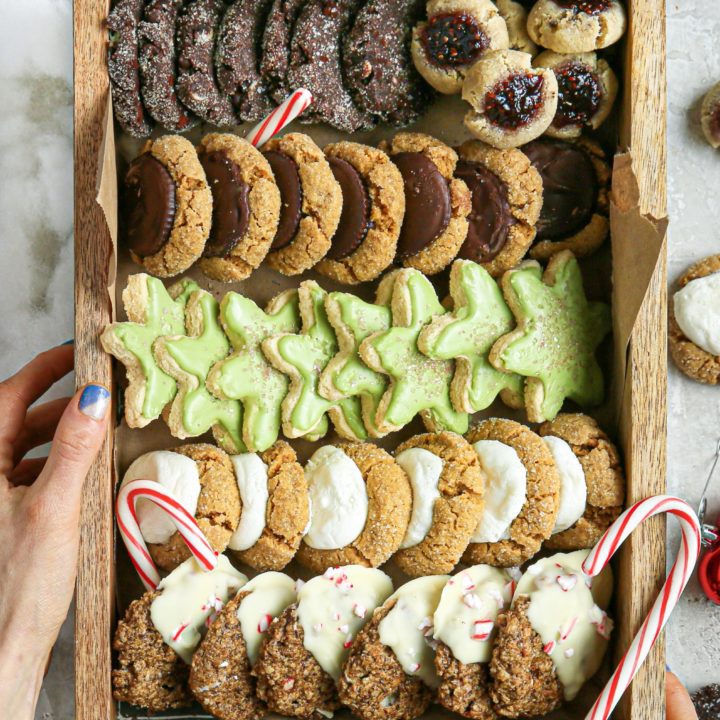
[123,153,176,258]
[264,150,303,251]
[326,157,371,260]
[523,138,597,240]
[456,160,514,262]
[394,152,452,259]
[199,150,251,258]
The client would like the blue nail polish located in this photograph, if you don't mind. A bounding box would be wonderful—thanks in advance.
[62,339,75,346]
[79,384,110,420]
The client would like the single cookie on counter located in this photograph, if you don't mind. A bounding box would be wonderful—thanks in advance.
[496,0,537,55]
[137,0,197,132]
[393,432,485,576]
[338,575,449,720]
[253,566,393,720]
[454,139,542,277]
[669,254,720,384]
[462,49,558,148]
[216,0,276,122]
[463,418,560,567]
[113,556,247,713]
[315,142,406,285]
[197,133,281,283]
[189,572,297,720]
[432,565,514,719]
[122,135,212,277]
[380,132,471,276]
[701,81,720,149]
[490,550,613,716]
[527,0,627,54]
[262,133,343,276]
[107,0,153,137]
[539,413,625,549]
[411,0,510,95]
[176,0,237,126]
[296,443,413,573]
[119,444,242,571]
[523,136,611,260]
[535,50,618,139]
[343,0,433,126]
[227,441,310,571]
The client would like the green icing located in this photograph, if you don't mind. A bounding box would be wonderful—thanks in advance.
[363,270,468,434]
[274,281,366,440]
[112,276,198,420]
[210,290,300,453]
[496,255,611,421]
[421,260,523,412]
[159,290,245,453]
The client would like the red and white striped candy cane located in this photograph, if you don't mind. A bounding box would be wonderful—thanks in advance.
[246,88,313,148]
[582,495,701,720]
[116,478,218,591]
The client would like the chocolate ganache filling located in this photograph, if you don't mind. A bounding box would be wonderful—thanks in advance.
[264,150,303,251]
[326,157,371,260]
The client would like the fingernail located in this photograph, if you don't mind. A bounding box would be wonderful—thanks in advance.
[61,339,75,346]
[78,384,111,420]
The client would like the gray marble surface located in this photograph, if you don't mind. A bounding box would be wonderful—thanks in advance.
[0,0,717,717]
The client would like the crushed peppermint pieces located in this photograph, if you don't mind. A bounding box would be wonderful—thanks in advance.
[471,619,494,641]
[171,622,189,642]
[283,677,295,691]
[353,603,367,618]
[559,616,578,642]
[556,573,578,592]
[257,613,272,634]
[564,648,575,658]
[543,640,556,655]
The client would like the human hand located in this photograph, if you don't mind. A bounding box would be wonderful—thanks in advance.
[667,671,698,719]
[0,345,110,718]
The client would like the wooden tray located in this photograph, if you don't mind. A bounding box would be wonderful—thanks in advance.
[72,0,668,717]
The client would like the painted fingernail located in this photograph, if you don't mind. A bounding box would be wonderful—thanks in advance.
[79,384,110,420]
[61,339,75,346]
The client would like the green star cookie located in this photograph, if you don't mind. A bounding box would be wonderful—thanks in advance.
[319,272,398,438]
[359,268,469,435]
[100,273,198,428]
[419,260,524,414]
[490,250,611,423]
[154,289,245,453]
[207,289,300,453]
[262,281,366,442]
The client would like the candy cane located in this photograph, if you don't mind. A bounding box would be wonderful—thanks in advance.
[582,495,701,720]
[246,88,313,148]
[116,479,218,591]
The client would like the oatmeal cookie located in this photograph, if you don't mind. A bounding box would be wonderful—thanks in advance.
[262,133,343,276]
[198,133,281,282]
[393,432,485,576]
[434,643,495,719]
[455,139,542,277]
[463,418,560,567]
[123,135,212,277]
[296,443,413,573]
[701,81,720,149]
[411,0,510,95]
[380,132,471,276]
[316,142,405,285]
[524,136,610,260]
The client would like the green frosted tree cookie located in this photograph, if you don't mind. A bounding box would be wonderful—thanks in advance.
[100,273,199,428]
[207,289,300,453]
[319,271,398,438]
[359,268,469,435]
[490,250,611,423]
[154,289,245,453]
[419,260,524,414]
[262,280,366,442]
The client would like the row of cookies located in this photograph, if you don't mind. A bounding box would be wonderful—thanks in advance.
[123,130,611,282]
[102,255,611,451]
[107,0,435,137]
[120,415,624,580]
[113,555,614,719]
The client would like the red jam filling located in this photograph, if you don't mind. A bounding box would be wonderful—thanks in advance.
[484,72,545,130]
[553,61,602,129]
[422,12,489,69]
[552,0,612,15]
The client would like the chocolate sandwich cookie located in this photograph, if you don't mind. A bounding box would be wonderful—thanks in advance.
[287,0,375,133]
[523,136,610,261]
[315,142,406,285]
[262,133,343,276]
[138,0,198,132]
[198,133,281,282]
[454,140,542,277]
[216,0,276,122]
[343,0,433,127]
[260,0,307,104]
[123,135,212,277]
[176,0,237,126]
[380,133,471,276]
[108,0,153,137]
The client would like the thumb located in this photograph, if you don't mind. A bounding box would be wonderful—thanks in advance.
[666,671,698,720]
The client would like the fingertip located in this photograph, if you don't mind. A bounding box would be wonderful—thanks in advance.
[77,384,111,422]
